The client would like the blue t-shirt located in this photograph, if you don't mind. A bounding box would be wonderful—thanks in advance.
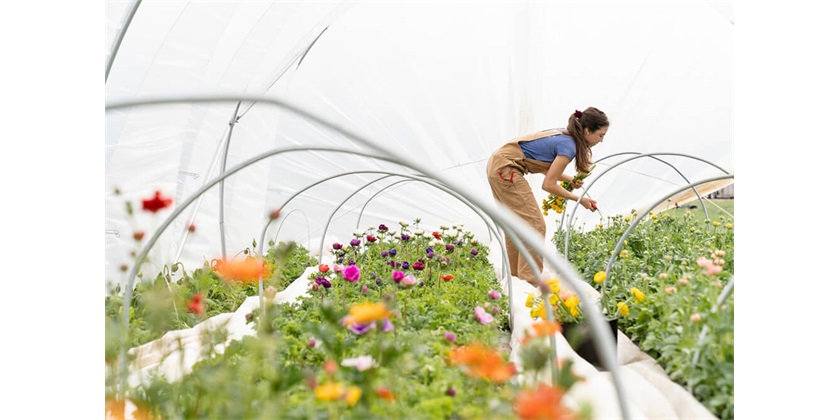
[518,133,576,163]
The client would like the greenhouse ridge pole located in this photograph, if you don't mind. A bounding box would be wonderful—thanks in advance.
[218,102,242,258]
[107,95,632,418]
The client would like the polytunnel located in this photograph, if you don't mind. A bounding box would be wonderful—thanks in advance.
[104,1,734,419]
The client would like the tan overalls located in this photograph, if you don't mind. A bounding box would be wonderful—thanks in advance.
[486,129,564,286]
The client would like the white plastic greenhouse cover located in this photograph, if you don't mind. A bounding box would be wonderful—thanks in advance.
[104,1,733,291]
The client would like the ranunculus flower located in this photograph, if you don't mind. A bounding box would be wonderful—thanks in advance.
[617,301,629,316]
[445,244,455,252]
[488,290,501,300]
[401,275,417,286]
[402,261,410,269]
[705,264,722,276]
[593,271,607,284]
[264,286,277,300]
[376,387,396,402]
[332,243,343,250]
[350,238,361,247]
[401,234,410,241]
[474,306,494,325]
[378,224,388,231]
[389,248,397,256]
[630,287,645,303]
[665,286,676,295]
[691,313,702,323]
[315,277,332,288]
[432,231,441,239]
[361,285,369,293]
[381,251,389,257]
[440,274,454,282]
[678,278,690,286]
[214,258,270,284]
[366,235,377,243]
[141,190,173,213]
[444,331,457,343]
[412,261,425,271]
[470,249,478,256]
[343,265,360,282]
[187,294,204,315]
[380,318,394,332]
[344,302,391,325]
[392,270,405,283]
[347,322,373,335]
[318,264,330,273]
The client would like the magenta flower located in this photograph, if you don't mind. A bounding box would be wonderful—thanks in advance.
[392,270,405,283]
[350,238,361,247]
[488,290,501,300]
[348,322,373,335]
[362,285,369,293]
[378,224,389,231]
[380,318,394,332]
[343,265,360,282]
[474,306,494,325]
[470,249,478,256]
[445,244,455,252]
[444,331,457,343]
[366,235,377,243]
[332,243,343,250]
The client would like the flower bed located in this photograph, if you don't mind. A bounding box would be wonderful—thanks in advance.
[106,217,591,419]
[554,208,735,419]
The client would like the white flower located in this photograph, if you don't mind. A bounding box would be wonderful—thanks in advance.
[399,221,409,227]
[341,355,378,372]
[414,229,424,236]
[354,229,365,237]
[440,225,449,230]
[387,230,396,236]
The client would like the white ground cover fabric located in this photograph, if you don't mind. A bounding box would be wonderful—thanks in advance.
[115,265,716,419]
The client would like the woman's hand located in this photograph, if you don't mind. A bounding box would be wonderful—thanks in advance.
[570,179,584,189]
[581,197,598,212]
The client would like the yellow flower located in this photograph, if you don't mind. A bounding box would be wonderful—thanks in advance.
[344,301,390,325]
[534,304,547,320]
[525,293,535,308]
[315,381,345,401]
[548,294,559,306]
[563,295,581,317]
[545,278,561,294]
[726,223,733,229]
[345,386,362,407]
[624,215,631,222]
[619,249,629,258]
[690,226,696,232]
[617,302,629,316]
[630,287,645,303]
[593,271,606,284]
[713,221,720,227]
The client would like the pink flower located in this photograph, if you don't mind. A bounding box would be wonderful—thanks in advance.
[705,264,722,276]
[678,278,690,286]
[696,256,712,268]
[401,275,417,286]
[361,285,369,293]
[392,270,405,283]
[488,290,501,300]
[665,286,676,295]
[341,355,378,372]
[474,306,494,325]
[343,265,360,282]
[691,313,702,323]
[333,264,344,273]
[444,331,457,343]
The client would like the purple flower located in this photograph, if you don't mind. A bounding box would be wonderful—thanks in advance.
[446,387,457,397]
[445,244,455,252]
[381,251,389,258]
[418,281,425,287]
[426,247,433,254]
[392,270,405,283]
[388,260,396,267]
[470,249,478,256]
[456,240,463,246]
[488,290,501,300]
[378,224,389,231]
[347,259,355,266]
[375,277,382,285]
[336,257,344,264]
[332,243,343,250]
[492,306,499,314]
[401,234,410,241]
[412,261,425,271]
[348,322,373,335]
[343,265,360,282]
[380,318,394,332]
[402,261,410,269]
[474,306,494,325]
[350,238,361,247]
[427,251,435,259]
[444,331,457,343]
[315,277,332,288]
[389,248,397,256]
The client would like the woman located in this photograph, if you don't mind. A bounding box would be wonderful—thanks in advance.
[486,107,609,286]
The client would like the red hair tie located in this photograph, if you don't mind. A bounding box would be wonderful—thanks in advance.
[574,110,583,118]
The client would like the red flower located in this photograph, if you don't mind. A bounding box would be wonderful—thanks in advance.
[440,274,454,282]
[366,235,377,243]
[187,294,205,315]
[432,231,441,239]
[318,264,330,273]
[133,231,145,241]
[187,224,196,233]
[376,387,396,402]
[141,190,173,213]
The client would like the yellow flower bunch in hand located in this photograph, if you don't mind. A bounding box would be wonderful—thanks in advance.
[541,164,596,216]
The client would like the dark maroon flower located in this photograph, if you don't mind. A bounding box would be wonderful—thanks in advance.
[446,387,456,397]
[332,243,343,250]
[378,224,388,231]
[445,244,455,252]
[412,261,425,271]
[141,190,173,213]
[366,235,377,243]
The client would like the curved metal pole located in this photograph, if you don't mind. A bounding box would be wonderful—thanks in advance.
[603,174,735,287]
[565,152,731,257]
[272,209,312,251]
[318,175,394,264]
[355,179,413,229]
[218,102,242,258]
[106,94,632,418]
[593,152,719,221]
[104,0,142,83]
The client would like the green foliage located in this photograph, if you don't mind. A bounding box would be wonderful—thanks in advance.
[554,207,735,419]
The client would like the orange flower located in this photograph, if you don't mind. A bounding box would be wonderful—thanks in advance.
[213,257,270,284]
[343,301,391,325]
[448,342,516,383]
[105,398,154,420]
[521,320,562,345]
[514,384,573,420]
[440,274,454,281]
[376,387,396,402]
